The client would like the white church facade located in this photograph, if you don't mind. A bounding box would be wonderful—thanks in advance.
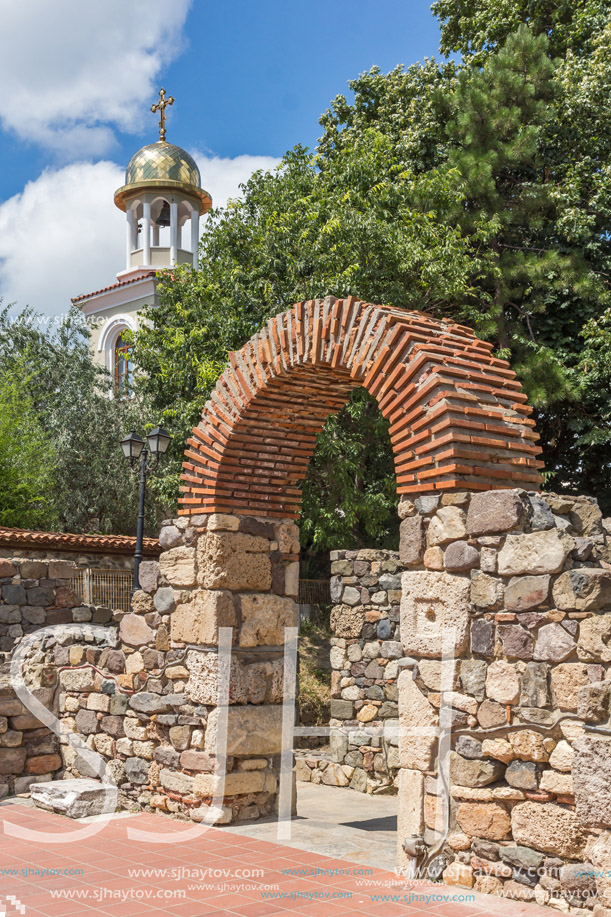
[71,90,211,391]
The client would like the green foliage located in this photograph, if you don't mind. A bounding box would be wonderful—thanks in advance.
[0,305,165,535]
[0,362,56,529]
[134,3,611,542]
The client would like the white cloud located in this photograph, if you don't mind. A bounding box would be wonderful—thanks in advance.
[0,0,191,156]
[0,154,281,319]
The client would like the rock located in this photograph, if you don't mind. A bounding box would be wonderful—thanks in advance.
[423,547,444,570]
[470,572,503,609]
[239,594,297,646]
[497,625,533,660]
[456,802,511,840]
[427,507,467,546]
[159,524,181,550]
[559,862,597,907]
[205,705,282,756]
[498,530,571,576]
[160,768,194,795]
[171,589,236,645]
[357,704,378,723]
[158,546,197,587]
[415,495,440,514]
[520,663,549,707]
[74,709,98,735]
[553,569,611,612]
[443,862,474,888]
[153,587,175,614]
[399,516,426,566]
[486,660,521,705]
[474,876,503,896]
[119,613,154,647]
[138,562,159,595]
[0,747,27,774]
[450,752,504,787]
[527,495,556,531]
[533,623,575,663]
[471,618,495,656]
[444,541,480,572]
[550,663,590,711]
[569,501,603,536]
[330,699,354,718]
[549,740,573,772]
[342,586,361,606]
[511,801,586,858]
[505,760,537,789]
[198,532,271,591]
[330,603,366,638]
[477,700,506,728]
[128,693,171,715]
[398,498,416,519]
[401,571,470,658]
[509,730,553,762]
[466,490,525,536]
[398,671,438,771]
[31,778,117,817]
[482,738,514,763]
[124,757,150,784]
[504,575,550,611]
[499,845,544,870]
[578,680,611,722]
[539,769,573,795]
[460,659,487,699]
[455,736,483,760]
[578,614,611,663]
[573,736,611,828]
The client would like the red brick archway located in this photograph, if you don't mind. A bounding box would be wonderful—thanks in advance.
[179,297,543,519]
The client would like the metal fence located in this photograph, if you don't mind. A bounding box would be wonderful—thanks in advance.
[69,568,133,613]
[298,578,331,606]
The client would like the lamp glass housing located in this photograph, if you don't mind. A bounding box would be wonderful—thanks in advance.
[147,425,172,455]
[120,430,144,460]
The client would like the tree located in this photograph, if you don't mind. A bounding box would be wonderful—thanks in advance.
[0,363,56,529]
[0,305,166,535]
[134,5,611,543]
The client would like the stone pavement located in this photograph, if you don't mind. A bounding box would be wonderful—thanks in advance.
[0,797,556,917]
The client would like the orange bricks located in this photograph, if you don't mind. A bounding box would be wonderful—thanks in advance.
[178,297,544,518]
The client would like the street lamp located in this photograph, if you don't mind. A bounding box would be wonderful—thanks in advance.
[120,425,172,593]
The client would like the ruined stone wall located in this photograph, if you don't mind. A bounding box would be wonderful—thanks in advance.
[296,550,402,792]
[396,489,611,913]
[18,513,300,824]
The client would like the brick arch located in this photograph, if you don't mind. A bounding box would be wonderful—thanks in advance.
[179,297,543,519]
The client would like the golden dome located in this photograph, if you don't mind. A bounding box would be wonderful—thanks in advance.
[114,141,212,213]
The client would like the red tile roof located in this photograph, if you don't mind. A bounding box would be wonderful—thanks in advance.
[71,271,157,304]
[0,527,160,556]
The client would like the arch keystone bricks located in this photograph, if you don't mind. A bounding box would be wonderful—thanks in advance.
[179,297,543,519]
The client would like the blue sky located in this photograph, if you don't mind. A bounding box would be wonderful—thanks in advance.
[0,0,446,317]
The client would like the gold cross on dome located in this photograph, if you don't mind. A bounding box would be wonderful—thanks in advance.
[151,88,174,141]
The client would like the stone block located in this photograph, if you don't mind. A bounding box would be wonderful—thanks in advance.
[569,500,603,536]
[550,663,590,711]
[171,589,236,645]
[31,778,116,817]
[508,730,553,762]
[158,546,197,587]
[534,623,575,663]
[456,802,511,840]
[399,516,425,566]
[444,541,479,572]
[520,662,549,707]
[159,524,181,550]
[477,700,506,728]
[0,697,25,717]
[528,494,556,531]
[138,562,159,595]
[498,530,571,576]
[205,704,282,756]
[427,506,467,546]
[486,660,520,705]
[0,747,27,774]
[160,768,194,795]
[578,614,611,663]
[398,671,438,771]
[330,604,365,638]
[124,757,150,784]
[539,769,573,795]
[471,618,494,656]
[198,532,271,591]
[470,572,503,609]
[466,490,525,536]
[573,736,611,828]
[505,760,537,789]
[511,801,586,857]
[504,575,550,611]
[193,770,266,797]
[497,625,533,660]
[450,753,504,787]
[330,699,354,719]
[401,571,470,659]
[239,594,297,646]
[119,613,154,647]
[553,569,611,612]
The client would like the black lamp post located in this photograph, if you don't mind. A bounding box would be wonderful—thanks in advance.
[120,425,172,592]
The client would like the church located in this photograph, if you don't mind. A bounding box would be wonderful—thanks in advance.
[71,90,211,392]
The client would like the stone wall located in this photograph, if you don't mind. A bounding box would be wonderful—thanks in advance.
[0,673,61,797]
[16,513,300,824]
[396,489,611,913]
[296,550,402,793]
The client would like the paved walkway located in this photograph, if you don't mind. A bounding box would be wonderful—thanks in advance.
[0,798,557,917]
[222,782,398,871]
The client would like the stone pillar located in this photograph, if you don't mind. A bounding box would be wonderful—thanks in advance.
[169,201,179,265]
[190,209,199,267]
[126,208,135,270]
[142,199,151,266]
